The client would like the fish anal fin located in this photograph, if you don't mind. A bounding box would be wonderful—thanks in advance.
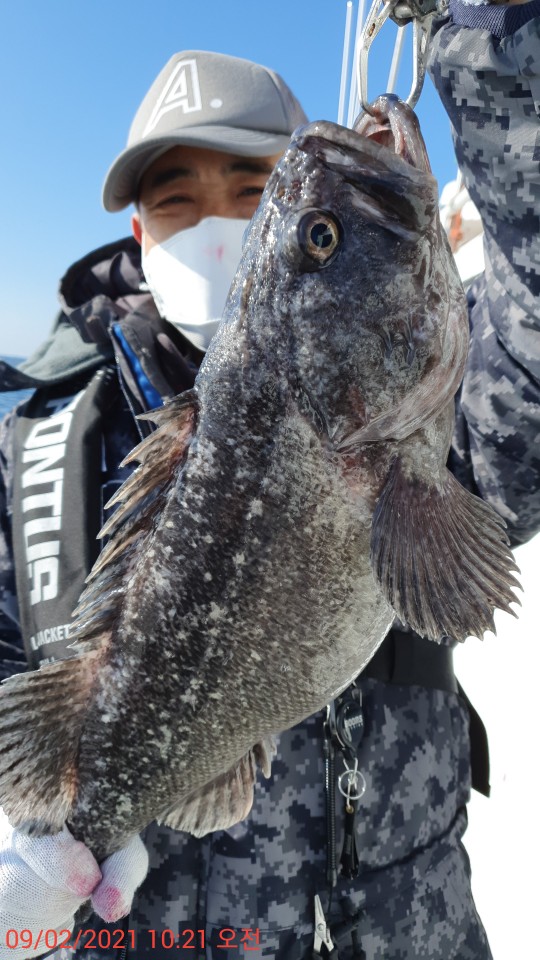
[370,457,521,642]
[0,651,102,832]
[160,738,275,838]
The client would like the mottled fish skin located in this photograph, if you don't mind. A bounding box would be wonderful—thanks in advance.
[0,100,519,863]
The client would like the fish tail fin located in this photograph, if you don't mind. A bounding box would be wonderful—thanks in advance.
[0,650,102,833]
[370,457,521,642]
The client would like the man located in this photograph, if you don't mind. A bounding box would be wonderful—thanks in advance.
[1,12,539,959]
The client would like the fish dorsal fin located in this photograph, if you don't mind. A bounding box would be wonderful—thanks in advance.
[0,651,101,832]
[159,738,274,838]
[370,457,520,642]
[69,391,198,648]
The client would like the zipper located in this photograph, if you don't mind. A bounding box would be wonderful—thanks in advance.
[323,713,337,891]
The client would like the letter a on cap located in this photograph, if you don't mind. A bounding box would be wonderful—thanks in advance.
[143,59,203,137]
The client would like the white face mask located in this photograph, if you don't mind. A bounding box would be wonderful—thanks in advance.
[141,216,249,352]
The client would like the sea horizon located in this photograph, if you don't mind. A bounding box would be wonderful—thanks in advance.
[0,355,31,419]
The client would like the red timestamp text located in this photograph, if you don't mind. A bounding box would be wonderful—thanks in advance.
[148,927,261,950]
[4,929,136,952]
[4,927,262,952]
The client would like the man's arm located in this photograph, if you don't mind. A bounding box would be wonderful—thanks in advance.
[429,6,540,545]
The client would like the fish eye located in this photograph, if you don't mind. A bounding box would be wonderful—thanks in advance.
[297,210,341,266]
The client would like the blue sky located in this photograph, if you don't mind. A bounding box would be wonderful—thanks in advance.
[1,0,457,357]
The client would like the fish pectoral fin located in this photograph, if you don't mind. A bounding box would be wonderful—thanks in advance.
[370,457,521,642]
[159,737,275,839]
[0,651,101,832]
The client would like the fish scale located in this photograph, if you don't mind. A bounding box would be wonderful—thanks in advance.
[0,96,519,864]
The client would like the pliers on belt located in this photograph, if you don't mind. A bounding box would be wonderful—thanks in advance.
[312,894,339,958]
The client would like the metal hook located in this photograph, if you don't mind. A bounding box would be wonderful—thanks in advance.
[356,0,439,115]
[357,0,394,115]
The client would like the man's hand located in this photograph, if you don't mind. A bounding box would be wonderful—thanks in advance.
[0,811,148,960]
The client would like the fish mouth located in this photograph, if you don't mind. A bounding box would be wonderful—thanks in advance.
[291,95,434,184]
[291,107,438,242]
[353,94,432,173]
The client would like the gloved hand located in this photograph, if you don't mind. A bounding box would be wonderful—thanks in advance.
[0,809,148,960]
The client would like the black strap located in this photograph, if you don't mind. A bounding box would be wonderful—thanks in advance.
[457,681,491,797]
[12,366,118,667]
[361,628,458,694]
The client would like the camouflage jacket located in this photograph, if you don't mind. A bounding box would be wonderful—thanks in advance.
[0,7,539,959]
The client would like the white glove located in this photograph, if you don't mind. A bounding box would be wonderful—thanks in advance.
[0,810,149,960]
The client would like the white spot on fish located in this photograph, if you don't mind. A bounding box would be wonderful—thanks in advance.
[233,552,246,566]
[181,690,198,709]
[165,520,175,528]
[209,602,225,621]
[115,797,133,815]
[204,572,213,582]
[159,726,172,757]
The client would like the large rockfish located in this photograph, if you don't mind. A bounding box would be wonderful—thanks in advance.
[0,97,519,862]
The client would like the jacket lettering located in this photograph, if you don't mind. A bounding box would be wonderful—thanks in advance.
[21,391,84,604]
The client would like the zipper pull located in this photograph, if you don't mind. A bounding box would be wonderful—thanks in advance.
[340,799,359,879]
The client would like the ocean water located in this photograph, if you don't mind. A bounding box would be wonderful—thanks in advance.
[0,356,32,420]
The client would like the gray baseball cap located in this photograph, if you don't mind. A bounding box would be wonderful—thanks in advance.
[103,50,308,212]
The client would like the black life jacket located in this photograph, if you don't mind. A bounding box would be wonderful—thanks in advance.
[11,366,118,667]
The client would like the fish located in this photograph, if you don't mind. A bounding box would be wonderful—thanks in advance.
[0,96,520,863]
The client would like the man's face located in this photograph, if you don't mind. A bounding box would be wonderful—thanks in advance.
[132,144,281,253]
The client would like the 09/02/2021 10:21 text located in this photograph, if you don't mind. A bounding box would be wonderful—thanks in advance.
[4,927,263,952]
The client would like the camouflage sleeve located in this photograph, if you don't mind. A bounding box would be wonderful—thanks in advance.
[0,408,28,679]
[428,8,540,545]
